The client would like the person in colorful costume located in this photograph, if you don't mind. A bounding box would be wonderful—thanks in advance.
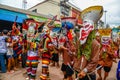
[12,22,22,69]
[22,18,41,80]
[39,24,53,80]
[59,17,76,80]
[26,42,39,80]
[73,6,103,80]
[97,39,118,80]
[39,16,59,80]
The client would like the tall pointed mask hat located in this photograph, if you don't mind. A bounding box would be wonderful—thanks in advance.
[79,5,103,45]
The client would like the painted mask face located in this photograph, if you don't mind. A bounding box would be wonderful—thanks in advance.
[79,20,94,45]
[28,22,36,34]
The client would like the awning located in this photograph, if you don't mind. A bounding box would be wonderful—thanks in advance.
[0,9,27,23]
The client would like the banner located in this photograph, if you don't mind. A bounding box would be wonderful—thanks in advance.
[28,15,48,22]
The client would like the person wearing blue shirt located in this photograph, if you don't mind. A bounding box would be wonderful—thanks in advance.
[0,30,8,73]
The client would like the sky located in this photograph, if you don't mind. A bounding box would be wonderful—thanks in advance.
[0,0,120,26]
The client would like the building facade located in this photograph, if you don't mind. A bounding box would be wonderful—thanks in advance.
[0,4,51,31]
[28,0,82,25]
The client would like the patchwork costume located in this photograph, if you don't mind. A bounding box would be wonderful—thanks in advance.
[73,6,103,80]
[22,19,41,80]
[26,49,39,79]
[40,33,52,80]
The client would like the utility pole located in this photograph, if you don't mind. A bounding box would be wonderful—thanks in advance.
[104,10,107,28]
[22,0,27,9]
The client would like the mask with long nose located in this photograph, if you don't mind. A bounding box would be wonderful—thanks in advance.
[79,5,103,45]
[79,20,94,45]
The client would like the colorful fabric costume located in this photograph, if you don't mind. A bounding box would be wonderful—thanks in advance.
[22,19,42,80]
[59,17,76,80]
[40,34,52,80]
[26,49,39,79]
[73,6,103,80]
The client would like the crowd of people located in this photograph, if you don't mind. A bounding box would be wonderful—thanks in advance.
[0,29,25,74]
[0,25,120,80]
[0,6,120,80]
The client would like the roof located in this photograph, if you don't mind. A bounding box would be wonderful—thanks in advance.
[0,3,51,19]
[28,0,81,12]
[67,2,81,11]
[28,0,48,10]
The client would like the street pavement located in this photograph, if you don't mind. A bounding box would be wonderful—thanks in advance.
[0,58,118,80]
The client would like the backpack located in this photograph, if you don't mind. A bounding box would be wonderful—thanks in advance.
[0,36,7,54]
[116,60,120,79]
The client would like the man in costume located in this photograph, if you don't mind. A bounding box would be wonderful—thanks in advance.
[73,6,103,80]
[97,39,117,80]
[59,17,76,80]
[39,20,54,80]
[22,18,41,80]
[26,42,39,80]
[40,16,60,80]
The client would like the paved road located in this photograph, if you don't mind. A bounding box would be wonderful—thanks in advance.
[0,59,118,80]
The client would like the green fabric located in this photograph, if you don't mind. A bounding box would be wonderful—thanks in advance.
[102,52,107,59]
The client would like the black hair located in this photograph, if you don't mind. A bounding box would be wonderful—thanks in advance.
[2,29,8,35]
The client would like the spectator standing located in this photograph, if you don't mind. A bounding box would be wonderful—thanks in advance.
[6,37,15,73]
[0,30,8,73]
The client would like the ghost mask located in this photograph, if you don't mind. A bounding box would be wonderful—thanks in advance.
[79,20,94,45]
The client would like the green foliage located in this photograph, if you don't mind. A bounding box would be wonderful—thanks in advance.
[80,30,96,60]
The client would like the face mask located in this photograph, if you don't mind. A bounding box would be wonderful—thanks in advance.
[79,20,94,45]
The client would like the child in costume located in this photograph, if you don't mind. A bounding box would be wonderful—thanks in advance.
[26,42,39,80]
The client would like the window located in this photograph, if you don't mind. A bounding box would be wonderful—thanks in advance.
[60,1,70,16]
[32,9,37,13]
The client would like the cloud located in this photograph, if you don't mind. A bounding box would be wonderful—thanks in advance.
[69,0,120,26]
[0,0,22,8]
[0,0,120,26]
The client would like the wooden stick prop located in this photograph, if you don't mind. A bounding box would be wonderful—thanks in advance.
[12,16,20,35]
